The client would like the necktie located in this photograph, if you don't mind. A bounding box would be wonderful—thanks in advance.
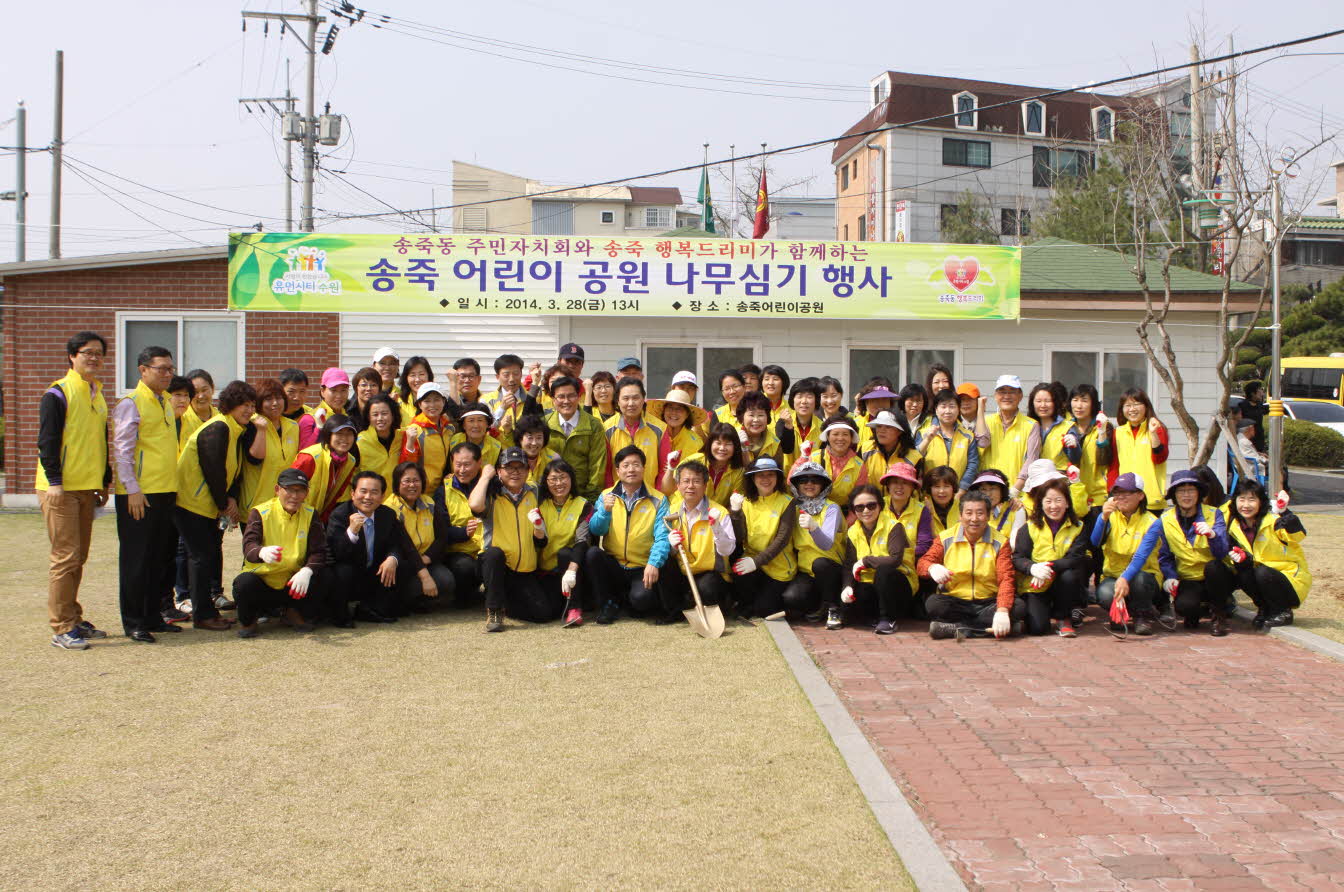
[364,513,375,565]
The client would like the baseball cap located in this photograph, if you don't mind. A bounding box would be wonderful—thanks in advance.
[276,468,310,489]
[956,382,981,399]
[320,367,350,389]
[671,370,699,388]
[616,356,642,371]
[498,446,528,467]
[415,381,445,402]
[372,346,400,364]
[994,374,1022,391]
[327,416,357,434]
[1110,472,1144,494]
[559,342,585,360]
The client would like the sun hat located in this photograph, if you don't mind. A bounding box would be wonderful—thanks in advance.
[1164,468,1207,501]
[880,461,920,486]
[868,410,904,429]
[856,386,899,402]
[745,456,783,476]
[820,415,860,438]
[1023,458,1065,492]
[371,347,399,364]
[788,460,831,484]
[970,472,1010,497]
[994,374,1023,391]
[956,382,981,399]
[646,389,709,428]
[320,368,350,389]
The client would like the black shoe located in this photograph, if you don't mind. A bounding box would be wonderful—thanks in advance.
[653,611,682,625]
[1183,616,1200,630]
[128,630,156,643]
[145,622,182,633]
[1251,610,1267,630]
[161,606,191,624]
[596,601,620,625]
[354,608,396,624]
[929,621,959,640]
[1071,607,1087,627]
[803,605,826,623]
[1211,614,1230,637]
[332,618,356,629]
[1265,609,1294,628]
[484,609,504,633]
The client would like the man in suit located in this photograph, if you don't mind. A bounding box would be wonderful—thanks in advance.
[545,375,606,501]
[326,470,420,625]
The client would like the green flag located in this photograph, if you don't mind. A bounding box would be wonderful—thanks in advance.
[698,165,716,233]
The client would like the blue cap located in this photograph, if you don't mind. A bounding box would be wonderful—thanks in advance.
[746,457,783,475]
[616,356,642,371]
[1164,469,1207,500]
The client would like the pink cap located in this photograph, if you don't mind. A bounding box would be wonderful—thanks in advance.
[320,368,350,388]
[880,461,920,486]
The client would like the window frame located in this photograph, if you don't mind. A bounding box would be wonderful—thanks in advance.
[115,310,247,396]
[643,207,672,229]
[599,210,616,225]
[1092,106,1114,142]
[840,164,850,190]
[952,91,978,130]
[1001,208,1030,237]
[1042,344,1151,411]
[942,137,991,169]
[1022,100,1046,136]
[842,341,963,401]
[638,339,762,408]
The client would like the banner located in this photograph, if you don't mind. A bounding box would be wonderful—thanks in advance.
[228,232,1020,320]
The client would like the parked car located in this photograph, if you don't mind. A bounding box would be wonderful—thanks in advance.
[1284,398,1344,437]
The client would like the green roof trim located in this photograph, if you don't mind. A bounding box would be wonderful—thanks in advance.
[1296,216,1344,231]
[1021,237,1258,294]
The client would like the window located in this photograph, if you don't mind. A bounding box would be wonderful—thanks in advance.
[858,215,867,241]
[939,204,959,231]
[644,343,758,408]
[118,313,245,394]
[1093,106,1114,142]
[1049,349,1148,409]
[846,345,959,401]
[953,91,978,129]
[1033,147,1094,187]
[872,81,888,106]
[843,223,849,240]
[1292,240,1344,267]
[1001,208,1030,237]
[1022,101,1045,136]
[942,138,991,168]
[1283,368,1343,401]
[840,164,850,190]
[644,207,672,228]
[600,210,615,224]
[906,349,957,387]
[851,160,858,180]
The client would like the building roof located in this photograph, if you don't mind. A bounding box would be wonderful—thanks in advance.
[1294,216,1344,232]
[627,186,683,206]
[0,245,227,279]
[1021,237,1258,293]
[833,71,1130,163]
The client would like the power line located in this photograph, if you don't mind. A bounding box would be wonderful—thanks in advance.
[62,163,216,247]
[62,154,290,222]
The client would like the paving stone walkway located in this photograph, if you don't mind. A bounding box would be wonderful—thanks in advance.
[795,617,1344,891]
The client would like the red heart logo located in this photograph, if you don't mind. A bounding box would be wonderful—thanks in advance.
[943,256,980,293]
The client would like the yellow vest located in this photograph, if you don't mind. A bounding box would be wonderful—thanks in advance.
[602,486,666,568]
[241,416,301,511]
[1229,512,1311,602]
[923,498,959,540]
[668,499,729,576]
[178,404,221,452]
[539,496,587,571]
[940,526,1008,601]
[1101,509,1160,579]
[240,498,314,589]
[487,485,541,572]
[445,484,482,555]
[861,445,922,488]
[412,415,456,494]
[176,414,246,519]
[604,415,665,490]
[356,427,406,499]
[822,451,864,509]
[923,427,972,480]
[388,493,436,556]
[714,403,742,430]
[743,426,782,464]
[983,412,1033,481]
[794,501,845,573]
[1116,423,1167,505]
[888,495,923,588]
[1041,419,1069,470]
[782,417,823,471]
[1074,418,1111,505]
[1160,505,1221,580]
[299,444,358,520]
[398,399,418,429]
[849,510,915,589]
[688,456,745,508]
[742,490,796,582]
[114,380,175,495]
[37,369,108,492]
[449,432,501,473]
[1015,518,1084,594]
[525,449,564,488]
[667,426,705,461]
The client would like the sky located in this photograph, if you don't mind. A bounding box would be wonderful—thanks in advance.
[1,0,1341,260]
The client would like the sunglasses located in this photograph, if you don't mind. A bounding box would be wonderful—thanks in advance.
[853,502,880,512]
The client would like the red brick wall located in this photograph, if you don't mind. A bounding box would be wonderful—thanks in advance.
[2,257,339,498]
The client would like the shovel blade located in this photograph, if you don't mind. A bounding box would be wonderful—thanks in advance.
[683,607,712,638]
[703,604,726,638]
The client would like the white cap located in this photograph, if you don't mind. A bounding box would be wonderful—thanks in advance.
[868,410,902,429]
[372,346,400,364]
[994,374,1023,391]
[415,381,444,402]
[671,370,699,388]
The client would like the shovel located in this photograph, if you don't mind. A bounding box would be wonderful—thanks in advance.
[665,516,725,639]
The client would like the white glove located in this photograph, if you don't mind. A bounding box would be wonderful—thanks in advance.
[708,507,724,524]
[733,556,757,576]
[797,511,816,531]
[1095,412,1109,428]
[258,545,283,564]
[928,564,951,585]
[1272,490,1289,515]
[288,566,313,597]
[1063,433,1079,449]
[800,440,815,459]
[1029,562,1055,582]
[561,569,578,595]
[1192,520,1213,538]
[1229,546,1248,565]
[664,450,681,472]
[840,586,856,604]
[991,610,1011,638]
[851,561,865,582]
[1162,578,1179,595]
[1066,464,1081,484]
[668,529,684,549]
[1009,486,1023,500]
[527,508,544,528]
[738,428,750,448]
[729,493,745,512]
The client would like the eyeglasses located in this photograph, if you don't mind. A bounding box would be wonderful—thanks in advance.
[76,349,105,358]
[853,502,880,512]
[146,364,176,373]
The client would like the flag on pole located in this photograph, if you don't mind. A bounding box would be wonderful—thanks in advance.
[698,163,716,233]
[751,168,770,239]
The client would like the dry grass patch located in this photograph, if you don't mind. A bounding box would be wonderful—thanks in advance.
[0,513,911,891]
[1281,512,1344,646]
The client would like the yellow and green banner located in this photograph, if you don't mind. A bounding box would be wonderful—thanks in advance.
[228,232,1020,320]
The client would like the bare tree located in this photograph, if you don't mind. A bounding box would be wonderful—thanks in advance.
[710,157,815,238]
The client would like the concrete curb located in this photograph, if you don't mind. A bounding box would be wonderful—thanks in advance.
[765,618,968,892]
[1232,605,1344,662]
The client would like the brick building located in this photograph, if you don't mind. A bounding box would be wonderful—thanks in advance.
[0,247,339,506]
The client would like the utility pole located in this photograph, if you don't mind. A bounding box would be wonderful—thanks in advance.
[729,144,736,238]
[2,103,27,261]
[238,74,297,229]
[1268,177,1284,496]
[1189,43,1207,271]
[50,50,63,259]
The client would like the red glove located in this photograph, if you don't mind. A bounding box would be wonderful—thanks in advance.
[522,374,534,391]
[1066,464,1081,484]
[800,440,815,460]
[1229,546,1248,564]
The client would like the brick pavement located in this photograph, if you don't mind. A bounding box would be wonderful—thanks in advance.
[794,618,1344,891]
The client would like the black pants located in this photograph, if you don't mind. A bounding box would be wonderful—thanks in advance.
[1022,567,1088,635]
[849,564,917,622]
[330,560,408,620]
[406,560,458,607]
[782,557,842,616]
[443,551,482,606]
[539,545,587,612]
[1174,560,1237,620]
[232,570,326,627]
[1234,563,1302,615]
[1097,572,1158,616]
[660,566,728,613]
[733,569,787,618]
[174,536,189,603]
[174,508,225,622]
[925,593,1026,630]
[583,548,659,615]
[1080,506,1104,588]
[116,492,178,633]
[480,546,555,621]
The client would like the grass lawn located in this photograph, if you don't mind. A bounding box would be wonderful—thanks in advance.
[1,513,911,890]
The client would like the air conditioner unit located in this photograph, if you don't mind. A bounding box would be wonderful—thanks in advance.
[318,114,342,146]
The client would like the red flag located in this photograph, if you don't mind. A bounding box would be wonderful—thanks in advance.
[751,169,769,239]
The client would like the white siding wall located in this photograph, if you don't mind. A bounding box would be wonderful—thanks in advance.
[571,309,1221,471]
[340,313,560,394]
